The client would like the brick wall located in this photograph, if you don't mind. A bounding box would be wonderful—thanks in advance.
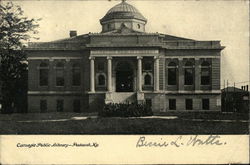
[145,93,221,112]
[27,50,90,112]
[28,94,88,113]
[28,50,87,92]
[88,94,105,112]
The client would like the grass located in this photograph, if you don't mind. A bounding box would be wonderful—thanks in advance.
[0,112,248,134]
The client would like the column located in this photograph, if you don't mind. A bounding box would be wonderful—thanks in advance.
[154,56,159,91]
[49,58,54,90]
[65,58,70,90]
[107,56,112,92]
[178,57,184,91]
[195,57,200,91]
[137,56,142,92]
[89,56,95,92]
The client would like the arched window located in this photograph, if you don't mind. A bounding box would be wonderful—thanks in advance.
[168,62,177,85]
[56,62,64,86]
[144,74,152,85]
[72,63,81,86]
[98,74,106,86]
[184,61,194,85]
[201,61,211,85]
[39,62,49,86]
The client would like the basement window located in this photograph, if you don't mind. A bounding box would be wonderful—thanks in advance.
[202,99,210,110]
[169,99,176,110]
[40,100,47,113]
[56,100,64,112]
[186,99,193,110]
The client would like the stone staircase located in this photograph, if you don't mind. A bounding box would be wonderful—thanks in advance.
[107,92,136,103]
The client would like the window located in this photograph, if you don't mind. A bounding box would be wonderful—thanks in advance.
[169,99,176,110]
[186,99,193,110]
[137,24,141,29]
[98,74,105,86]
[201,61,211,85]
[97,62,104,71]
[56,100,64,112]
[40,100,47,113]
[202,99,210,110]
[73,99,81,113]
[39,62,49,86]
[145,99,152,108]
[168,62,177,85]
[144,74,152,85]
[144,62,152,71]
[72,63,81,86]
[56,62,64,86]
[184,61,194,85]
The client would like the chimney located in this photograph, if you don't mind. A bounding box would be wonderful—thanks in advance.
[69,30,77,37]
[241,86,244,90]
[243,86,246,91]
[246,85,249,91]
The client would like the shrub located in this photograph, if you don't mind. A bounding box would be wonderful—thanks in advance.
[99,102,153,117]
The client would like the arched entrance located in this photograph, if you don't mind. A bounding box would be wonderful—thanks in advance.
[115,61,134,92]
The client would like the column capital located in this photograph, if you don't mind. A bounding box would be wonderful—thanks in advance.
[49,57,54,62]
[195,57,200,61]
[107,56,112,60]
[65,58,70,62]
[154,56,160,60]
[178,57,184,61]
[137,56,143,60]
[89,56,95,60]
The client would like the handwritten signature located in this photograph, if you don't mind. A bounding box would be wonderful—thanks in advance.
[136,135,227,147]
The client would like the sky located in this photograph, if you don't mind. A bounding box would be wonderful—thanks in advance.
[10,0,250,89]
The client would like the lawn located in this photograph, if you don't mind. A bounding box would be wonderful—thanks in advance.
[0,112,248,134]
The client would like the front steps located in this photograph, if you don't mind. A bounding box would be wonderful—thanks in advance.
[105,92,136,103]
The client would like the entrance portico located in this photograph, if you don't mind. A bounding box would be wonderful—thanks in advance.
[89,54,160,103]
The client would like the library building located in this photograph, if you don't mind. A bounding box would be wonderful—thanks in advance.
[26,0,224,112]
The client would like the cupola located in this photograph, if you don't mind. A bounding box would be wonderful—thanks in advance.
[100,0,147,33]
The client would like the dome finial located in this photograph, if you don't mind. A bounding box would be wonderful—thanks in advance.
[122,0,126,2]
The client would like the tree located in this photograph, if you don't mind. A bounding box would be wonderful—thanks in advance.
[0,2,40,113]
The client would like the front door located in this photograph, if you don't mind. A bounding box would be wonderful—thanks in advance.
[116,71,133,92]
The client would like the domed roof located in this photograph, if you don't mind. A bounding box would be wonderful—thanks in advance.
[100,1,147,23]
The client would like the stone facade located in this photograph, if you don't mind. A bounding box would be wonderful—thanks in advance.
[26,1,224,113]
